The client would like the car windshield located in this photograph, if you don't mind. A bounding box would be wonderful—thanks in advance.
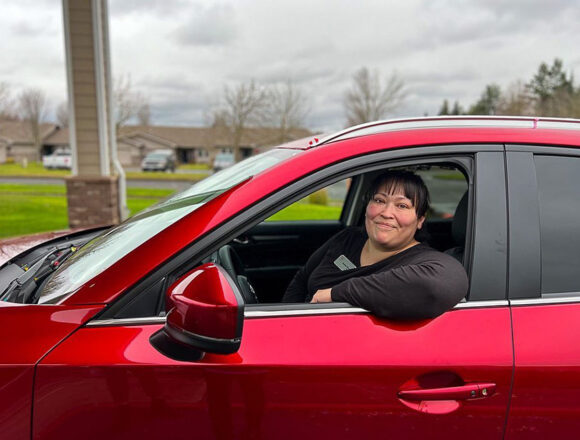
[146,153,169,159]
[37,148,299,304]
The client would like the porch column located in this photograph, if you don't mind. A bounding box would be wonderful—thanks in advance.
[62,0,128,228]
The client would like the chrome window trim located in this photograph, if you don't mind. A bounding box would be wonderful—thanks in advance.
[86,300,508,327]
[511,296,580,306]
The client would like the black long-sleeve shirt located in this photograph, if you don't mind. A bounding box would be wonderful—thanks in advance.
[282,227,468,320]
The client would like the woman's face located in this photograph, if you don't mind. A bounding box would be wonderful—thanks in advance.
[365,183,425,252]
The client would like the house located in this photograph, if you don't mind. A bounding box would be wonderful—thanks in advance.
[0,120,60,162]
[0,121,312,167]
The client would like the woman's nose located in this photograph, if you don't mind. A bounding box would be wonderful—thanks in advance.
[379,202,395,217]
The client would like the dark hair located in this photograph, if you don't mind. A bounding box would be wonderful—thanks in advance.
[366,169,431,218]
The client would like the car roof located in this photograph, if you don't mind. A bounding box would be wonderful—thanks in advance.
[292,116,580,150]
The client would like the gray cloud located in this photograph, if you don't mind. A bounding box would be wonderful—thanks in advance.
[173,3,237,46]
[110,0,191,17]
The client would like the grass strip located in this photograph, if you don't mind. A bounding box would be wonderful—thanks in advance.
[0,184,176,239]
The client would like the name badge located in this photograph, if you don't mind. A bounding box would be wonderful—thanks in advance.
[334,254,357,271]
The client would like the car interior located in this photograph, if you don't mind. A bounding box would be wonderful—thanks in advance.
[210,162,470,306]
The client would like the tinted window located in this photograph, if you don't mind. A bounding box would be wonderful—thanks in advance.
[535,155,580,294]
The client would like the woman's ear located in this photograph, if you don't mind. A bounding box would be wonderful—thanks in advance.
[417,216,426,229]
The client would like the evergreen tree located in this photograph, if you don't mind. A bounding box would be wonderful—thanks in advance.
[469,84,502,115]
[438,99,450,115]
[527,58,574,116]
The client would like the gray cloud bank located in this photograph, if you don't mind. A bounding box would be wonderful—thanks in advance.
[1,0,579,131]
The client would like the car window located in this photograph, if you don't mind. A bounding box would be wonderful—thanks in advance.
[414,166,467,219]
[266,179,350,222]
[534,155,580,294]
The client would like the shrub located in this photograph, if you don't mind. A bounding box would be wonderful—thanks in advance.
[308,189,328,206]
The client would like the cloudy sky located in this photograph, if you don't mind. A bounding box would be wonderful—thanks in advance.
[1,0,579,132]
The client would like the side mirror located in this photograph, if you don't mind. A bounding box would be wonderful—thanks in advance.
[151,263,244,360]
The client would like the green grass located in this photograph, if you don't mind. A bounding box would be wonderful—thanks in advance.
[0,183,176,239]
[0,162,206,182]
[125,171,206,181]
[0,193,69,238]
[177,163,210,171]
[267,203,342,221]
[0,183,342,239]
[0,161,70,177]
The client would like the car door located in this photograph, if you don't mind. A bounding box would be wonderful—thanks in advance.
[504,147,580,438]
[33,147,513,439]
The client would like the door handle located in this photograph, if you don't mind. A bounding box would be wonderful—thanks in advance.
[398,382,496,401]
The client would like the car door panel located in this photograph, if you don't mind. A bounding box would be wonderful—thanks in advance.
[34,306,512,439]
[0,304,103,440]
[506,303,580,439]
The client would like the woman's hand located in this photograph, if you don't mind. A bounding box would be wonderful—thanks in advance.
[311,288,332,303]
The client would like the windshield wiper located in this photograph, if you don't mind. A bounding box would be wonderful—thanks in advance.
[0,244,77,304]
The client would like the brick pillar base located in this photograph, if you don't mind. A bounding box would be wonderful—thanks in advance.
[66,175,121,228]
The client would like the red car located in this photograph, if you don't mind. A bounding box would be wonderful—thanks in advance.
[1,116,578,439]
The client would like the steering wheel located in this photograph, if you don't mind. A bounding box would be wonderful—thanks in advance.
[210,244,258,304]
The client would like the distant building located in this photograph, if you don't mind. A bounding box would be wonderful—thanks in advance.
[0,121,312,167]
[0,121,59,162]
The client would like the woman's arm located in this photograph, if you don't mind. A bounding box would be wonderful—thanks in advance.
[281,238,333,303]
[330,254,468,320]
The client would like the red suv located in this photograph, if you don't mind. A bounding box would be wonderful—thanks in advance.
[1,116,578,439]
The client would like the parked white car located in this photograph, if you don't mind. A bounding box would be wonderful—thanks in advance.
[42,149,72,170]
[213,152,235,172]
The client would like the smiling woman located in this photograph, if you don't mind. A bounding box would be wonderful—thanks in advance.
[282,169,468,320]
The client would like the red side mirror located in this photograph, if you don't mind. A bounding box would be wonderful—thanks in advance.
[152,263,244,358]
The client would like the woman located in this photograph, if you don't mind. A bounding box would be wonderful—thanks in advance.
[282,170,468,320]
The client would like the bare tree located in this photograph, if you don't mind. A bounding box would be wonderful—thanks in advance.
[137,102,151,126]
[0,82,17,120]
[114,75,150,133]
[344,67,406,126]
[56,101,69,127]
[268,80,310,143]
[497,80,534,116]
[18,88,48,160]
[222,79,269,162]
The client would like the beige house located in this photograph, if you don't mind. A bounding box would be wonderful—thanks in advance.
[0,121,312,167]
[0,120,60,162]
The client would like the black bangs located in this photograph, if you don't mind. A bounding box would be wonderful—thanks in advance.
[367,170,430,218]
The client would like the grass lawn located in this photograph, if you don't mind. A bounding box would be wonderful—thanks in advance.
[267,202,342,221]
[0,162,206,182]
[0,161,70,177]
[177,163,210,171]
[0,183,342,239]
[0,184,175,239]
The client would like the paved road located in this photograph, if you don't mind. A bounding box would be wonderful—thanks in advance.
[0,176,193,191]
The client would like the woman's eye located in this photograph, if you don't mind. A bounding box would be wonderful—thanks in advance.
[373,198,385,204]
[398,203,410,209]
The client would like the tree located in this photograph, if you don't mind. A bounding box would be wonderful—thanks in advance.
[497,80,534,116]
[221,79,269,162]
[18,88,48,160]
[268,80,310,143]
[137,103,151,126]
[114,75,150,133]
[438,99,450,115]
[451,101,463,115]
[0,82,17,120]
[56,101,69,127]
[527,59,574,117]
[344,67,406,126]
[468,84,502,115]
